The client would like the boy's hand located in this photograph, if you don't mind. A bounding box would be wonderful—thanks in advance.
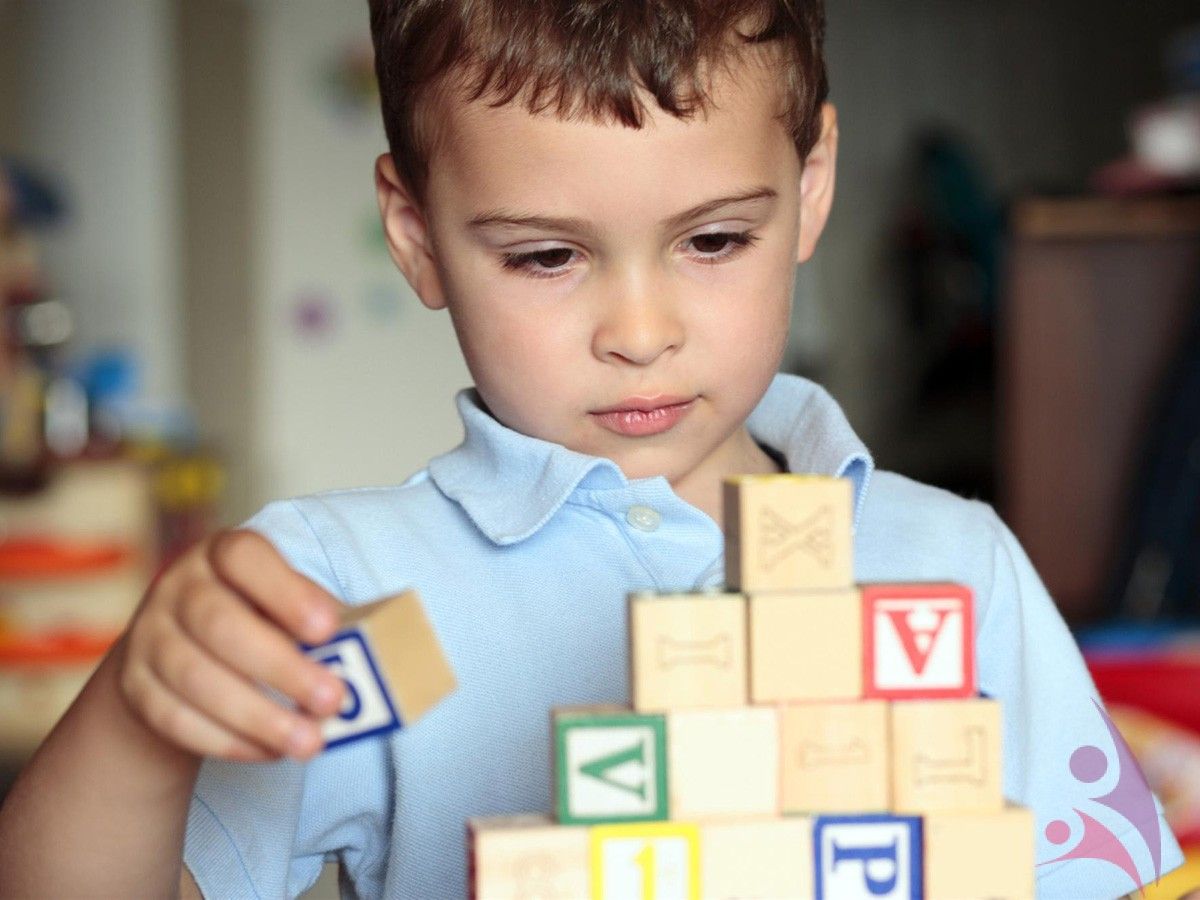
[114,528,346,762]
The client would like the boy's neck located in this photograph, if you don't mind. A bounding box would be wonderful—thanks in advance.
[673,431,785,531]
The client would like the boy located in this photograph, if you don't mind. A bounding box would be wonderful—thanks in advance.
[0,1,1184,897]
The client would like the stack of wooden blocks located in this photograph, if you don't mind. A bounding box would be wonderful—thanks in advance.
[469,474,1035,899]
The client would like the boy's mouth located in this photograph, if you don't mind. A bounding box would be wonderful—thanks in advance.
[589,396,696,437]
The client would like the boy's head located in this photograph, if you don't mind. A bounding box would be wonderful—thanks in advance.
[368,1,838,501]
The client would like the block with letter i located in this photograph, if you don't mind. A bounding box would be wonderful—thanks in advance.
[305,589,456,750]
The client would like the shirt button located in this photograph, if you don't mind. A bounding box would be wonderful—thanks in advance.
[626,504,662,532]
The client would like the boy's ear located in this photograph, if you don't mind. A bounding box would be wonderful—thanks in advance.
[374,153,448,311]
[796,102,838,265]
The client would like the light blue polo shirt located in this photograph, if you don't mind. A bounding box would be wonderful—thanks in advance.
[183,372,1183,898]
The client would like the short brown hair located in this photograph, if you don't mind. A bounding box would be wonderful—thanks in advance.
[367,0,828,213]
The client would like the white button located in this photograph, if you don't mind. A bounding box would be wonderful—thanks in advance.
[626,505,661,532]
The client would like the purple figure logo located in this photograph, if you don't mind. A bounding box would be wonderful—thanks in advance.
[1037,698,1164,895]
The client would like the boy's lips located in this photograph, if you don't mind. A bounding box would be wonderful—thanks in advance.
[589,395,696,437]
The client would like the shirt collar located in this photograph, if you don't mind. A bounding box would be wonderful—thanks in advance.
[427,372,875,546]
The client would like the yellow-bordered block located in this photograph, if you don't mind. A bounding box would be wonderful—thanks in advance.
[629,591,748,712]
[590,821,701,900]
[701,817,814,898]
[723,474,853,592]
[749,589,863,702]
[891,698,1003,813]
[667,707,779,819]
[780,699,890,813]
[924,803,1035,899]
[468,814,589,900]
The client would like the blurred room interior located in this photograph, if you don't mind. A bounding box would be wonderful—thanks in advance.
[1,0,1199,895]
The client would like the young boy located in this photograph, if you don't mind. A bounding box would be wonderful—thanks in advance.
[0,1,1184,897]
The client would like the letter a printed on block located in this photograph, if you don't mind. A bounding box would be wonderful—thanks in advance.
[863,583,976,700]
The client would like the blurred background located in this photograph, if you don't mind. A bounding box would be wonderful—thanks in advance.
[1,0,1200,895]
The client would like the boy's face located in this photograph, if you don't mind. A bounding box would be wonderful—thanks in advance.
[377,48,837,498]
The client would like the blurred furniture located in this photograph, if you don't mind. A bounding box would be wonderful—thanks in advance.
[1000,194,1200,624]
[0,459,155,761]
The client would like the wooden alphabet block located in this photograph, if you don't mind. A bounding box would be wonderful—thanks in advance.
[749,588,863,702]
[891,698,1003,813]
[667,707,779,820]
[863,583,976,699]
[780,700,890,813]
[814,813,923,899]
[590,821,701,900]
[723,474,854,592]
[306,589,456,749]
[553,705,668,825]
[924,803,1035,899]
[629,592,747,712]
[468,814,589,900]
[701,817,814,898]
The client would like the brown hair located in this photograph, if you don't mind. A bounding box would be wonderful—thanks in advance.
[367,0,828,213]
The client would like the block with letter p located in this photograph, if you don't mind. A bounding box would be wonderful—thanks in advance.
[305,589,456,750]
[814,813,923,900]
[554,705,669,825]
[863,583,975,699]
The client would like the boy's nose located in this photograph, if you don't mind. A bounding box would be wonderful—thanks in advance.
[591,282,685,367]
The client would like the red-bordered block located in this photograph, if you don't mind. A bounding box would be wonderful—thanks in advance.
[862,583,975,699]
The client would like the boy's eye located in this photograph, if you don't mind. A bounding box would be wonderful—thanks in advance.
[498,230,762,280]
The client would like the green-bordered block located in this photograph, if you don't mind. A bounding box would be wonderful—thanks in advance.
[553,705,669,825]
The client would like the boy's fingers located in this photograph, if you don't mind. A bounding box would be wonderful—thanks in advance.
[206,528,341,644]
[127,663,278,763]
[176,582,344,717]
[149,629,325,760]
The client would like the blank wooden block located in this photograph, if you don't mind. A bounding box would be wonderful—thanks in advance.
[307,589,457,749]
[667,707,779,820]
[891,698,1003,813]
[629,591,747,712]
[780,700,889,813]
[863,583,976,700]
[552,705,668,825]
[723,474,854,592]
[701,817,814,898]
[468,814,589,900]
[749,589,863,702]
[590,821,701,899]
[924,803,1035,899]
[813,813,922,899]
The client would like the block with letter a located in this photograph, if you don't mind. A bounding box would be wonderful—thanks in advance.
[862,582,975,699]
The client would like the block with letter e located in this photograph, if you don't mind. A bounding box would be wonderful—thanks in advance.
[468,814,589,900]
[723,474,854,592]
[553,705,669,825]
[305,589,456,750]
[863,582,975,699]
[814,813,923,900]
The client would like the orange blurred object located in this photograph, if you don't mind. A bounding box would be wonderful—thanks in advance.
[0,535,134,579]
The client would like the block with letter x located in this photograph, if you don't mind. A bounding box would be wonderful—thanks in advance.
[862,582,975,700]
[305,589,457,750]
[554,706,669,826]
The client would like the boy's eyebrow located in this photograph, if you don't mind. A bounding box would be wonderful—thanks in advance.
[466,186,778,236]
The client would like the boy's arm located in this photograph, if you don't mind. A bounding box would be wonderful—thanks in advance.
[0,643,201,897]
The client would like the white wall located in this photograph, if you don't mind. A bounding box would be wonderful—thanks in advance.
[14,0,186,412]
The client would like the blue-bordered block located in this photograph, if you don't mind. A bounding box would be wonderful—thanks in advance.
[306,629,401,749]
[814,813,923,899]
